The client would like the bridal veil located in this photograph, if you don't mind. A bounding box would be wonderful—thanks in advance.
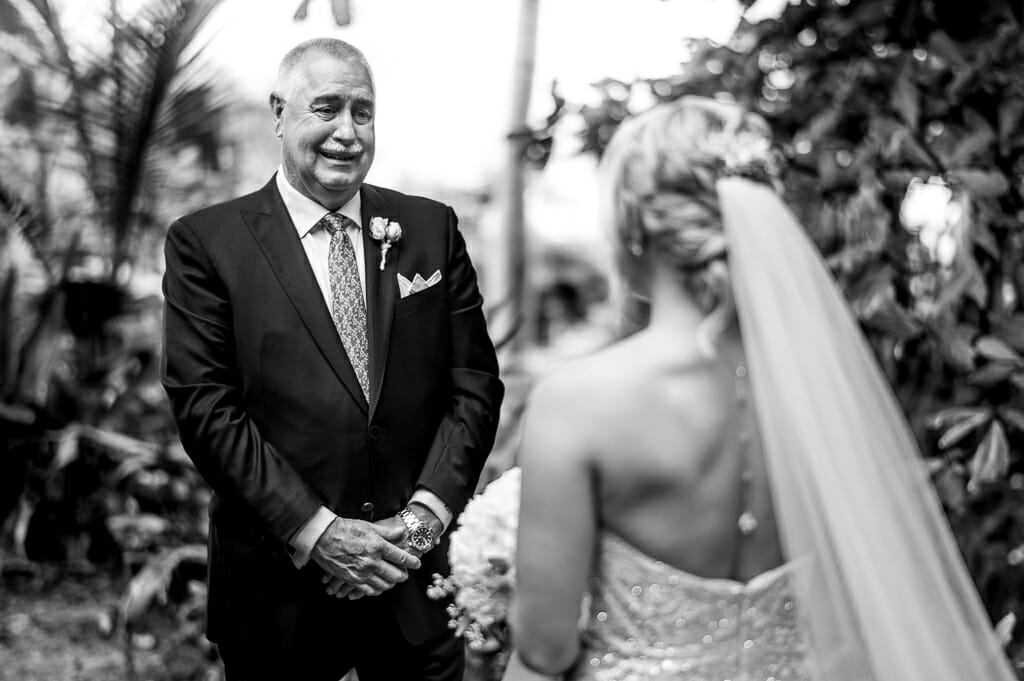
[718,176,1015,681]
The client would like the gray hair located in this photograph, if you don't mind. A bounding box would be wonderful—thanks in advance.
[272,38,374,101]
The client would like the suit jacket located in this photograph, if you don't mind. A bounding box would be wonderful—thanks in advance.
[161,177,504,648]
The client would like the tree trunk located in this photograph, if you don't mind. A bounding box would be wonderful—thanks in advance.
[493,0,539,361]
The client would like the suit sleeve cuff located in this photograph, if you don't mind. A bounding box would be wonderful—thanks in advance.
[288,505,336,569]
[410,489,453,532]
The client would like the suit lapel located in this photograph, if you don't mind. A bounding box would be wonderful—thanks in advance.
[360,184,398,418]
[242,178,369,415]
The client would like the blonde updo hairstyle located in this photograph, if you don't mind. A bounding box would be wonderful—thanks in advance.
[601,96,775,354]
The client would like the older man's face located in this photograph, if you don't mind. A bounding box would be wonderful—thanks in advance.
[273,53,375,209]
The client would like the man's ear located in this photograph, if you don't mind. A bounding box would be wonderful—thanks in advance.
[269,93,284,138]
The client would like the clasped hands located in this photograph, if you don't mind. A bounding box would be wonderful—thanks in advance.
[311,507,441,600]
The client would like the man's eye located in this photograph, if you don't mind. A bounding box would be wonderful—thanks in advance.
[353,109,373,124]
[313,107,337,118]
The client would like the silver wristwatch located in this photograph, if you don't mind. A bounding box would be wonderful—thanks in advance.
[398,507,436,552]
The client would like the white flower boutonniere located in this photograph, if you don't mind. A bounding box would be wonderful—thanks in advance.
[369,217,402,271]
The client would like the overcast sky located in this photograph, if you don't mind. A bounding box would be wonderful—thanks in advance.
[192,0,766,187]
[59,0,791,187]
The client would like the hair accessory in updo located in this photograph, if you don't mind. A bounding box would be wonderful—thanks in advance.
[696,126,780,185]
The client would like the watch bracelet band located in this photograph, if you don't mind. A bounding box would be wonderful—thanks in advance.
[399,506,437,548]
[398,506,420,531]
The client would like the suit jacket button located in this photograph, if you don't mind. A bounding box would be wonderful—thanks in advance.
[368,425,382,440]
[361,502,374,514]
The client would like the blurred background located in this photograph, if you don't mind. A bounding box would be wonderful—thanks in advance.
[0,0,1022,678]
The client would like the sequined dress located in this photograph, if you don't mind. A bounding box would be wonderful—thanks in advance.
[569,532,811,681]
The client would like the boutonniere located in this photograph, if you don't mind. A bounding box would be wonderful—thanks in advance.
[369,217,402,271]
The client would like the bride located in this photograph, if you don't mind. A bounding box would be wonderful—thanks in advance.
[504,97,1015,681]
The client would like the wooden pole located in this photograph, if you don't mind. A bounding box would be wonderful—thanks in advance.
[495,0,539,361]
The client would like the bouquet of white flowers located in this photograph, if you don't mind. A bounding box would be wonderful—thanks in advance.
[429,466,521,673]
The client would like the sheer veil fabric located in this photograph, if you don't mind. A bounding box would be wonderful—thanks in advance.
[717,177,1015,681]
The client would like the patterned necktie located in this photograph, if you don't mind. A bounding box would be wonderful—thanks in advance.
[321,213,370,400]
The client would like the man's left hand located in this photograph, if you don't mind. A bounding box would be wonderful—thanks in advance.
[323,504,443,599]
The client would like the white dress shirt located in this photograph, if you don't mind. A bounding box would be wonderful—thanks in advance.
[275,170,452,568]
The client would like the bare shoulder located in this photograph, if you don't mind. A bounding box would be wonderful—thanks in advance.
[527,344,633,422]
[518,347,618,470]
[526,335,732,462]
[521,341,652,457]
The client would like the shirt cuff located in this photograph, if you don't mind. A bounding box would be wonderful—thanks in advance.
[288,505,336,569]
[410,489,453,532]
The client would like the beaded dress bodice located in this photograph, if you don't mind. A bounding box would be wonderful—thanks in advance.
[569,532,810,681]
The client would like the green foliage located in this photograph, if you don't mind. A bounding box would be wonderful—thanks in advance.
[558,0,1024,668]
[0,2,231,675]
[0,0,231,277]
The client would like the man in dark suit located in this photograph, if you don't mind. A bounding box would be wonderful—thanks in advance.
[161,37,504,680]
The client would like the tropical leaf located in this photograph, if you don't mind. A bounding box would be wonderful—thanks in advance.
[921,262,986,320]
[933,326,976,372]
[997,407,1024,435]
[995,612,1017,648]
[937,410,992,449]
[945,115,997,167]
[968,421,1010,489]
[898,130,940,169]
[890,58,920,132]
[122,544,207,624]
[970,219,1000,260]
[949,169,1011,198]
[0,0,26,32]
[292,0,312,20]
[292,0,350,25]
[0,401,35,424]
[997,96,1024,155]
[975,335,1024,364]
[1011,372,1024,392]
[928,406,991,431]
[968,362,1018,387]
[932,460,968,511]
[49,424,81,473]
[989,314,1024,352]
[860,297,923,341]
[330,0,350,25]
[799,106,843,144]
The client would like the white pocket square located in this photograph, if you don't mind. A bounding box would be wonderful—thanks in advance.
[397,270,442,299]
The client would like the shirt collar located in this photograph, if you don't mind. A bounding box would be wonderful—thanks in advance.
[275,167,362,238]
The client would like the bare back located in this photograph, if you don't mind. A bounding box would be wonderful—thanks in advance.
[575,330,784,581]
[512,325,788,672]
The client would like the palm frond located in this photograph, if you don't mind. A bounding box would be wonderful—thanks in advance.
[17,0,102,191]
[3,0,229,275]
[0,179,52,280]
[0,0,45,54]
[99,0,226,271]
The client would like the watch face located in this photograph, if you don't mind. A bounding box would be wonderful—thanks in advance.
[409,524,434,551]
